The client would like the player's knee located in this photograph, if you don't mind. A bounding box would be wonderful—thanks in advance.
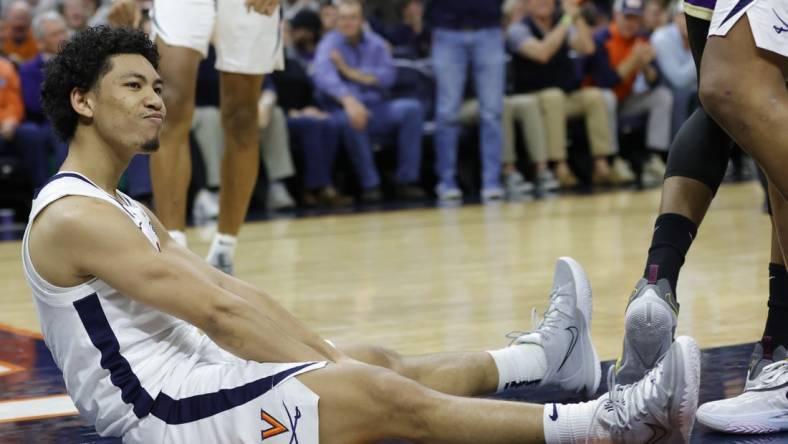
[220,100,258,132]
[363,369,433,439]
[699,71,738,123]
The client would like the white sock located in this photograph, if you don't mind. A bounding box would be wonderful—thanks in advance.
[206,232,237,263]
[542,397,610,444]
[168,230,187,248]
[487,340,547,392]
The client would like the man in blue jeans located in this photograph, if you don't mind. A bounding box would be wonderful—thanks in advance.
[313,0,426,203]
[428,0,505,202]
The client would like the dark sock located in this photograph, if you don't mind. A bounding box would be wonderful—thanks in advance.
[763,263,788,347]
[643,213,698,295]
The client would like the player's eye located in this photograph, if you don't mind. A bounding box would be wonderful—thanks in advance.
[154,86,163,95]
[126,82,142,90]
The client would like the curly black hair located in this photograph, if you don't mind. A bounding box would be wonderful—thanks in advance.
[41,26,159,142]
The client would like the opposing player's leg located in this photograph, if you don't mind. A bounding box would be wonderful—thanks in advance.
[696,182,788,434]
[338,257,600,398]
[299,335,700,444]
[615,13,735,384]
[700,3,788,199]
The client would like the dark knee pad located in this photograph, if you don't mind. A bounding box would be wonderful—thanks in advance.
[664,106,734,195]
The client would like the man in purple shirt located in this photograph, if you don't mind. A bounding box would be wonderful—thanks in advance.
[313,0,425,202]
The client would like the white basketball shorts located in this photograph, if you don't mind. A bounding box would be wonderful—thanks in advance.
[123,340,326,444]
[709,0,788,58]
[150,0,285,74]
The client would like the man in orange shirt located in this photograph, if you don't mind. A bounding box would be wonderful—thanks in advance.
[3,1,39,63]
[0,53,50,187]
[584,0,673,169]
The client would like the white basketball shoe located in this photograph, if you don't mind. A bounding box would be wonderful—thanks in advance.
[697,342,788,434]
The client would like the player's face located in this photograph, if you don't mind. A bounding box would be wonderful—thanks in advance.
[91,54,165,153]
[337,3,363,39]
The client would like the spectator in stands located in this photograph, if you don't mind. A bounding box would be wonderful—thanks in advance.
[584,0,672,183]
[60,0,90,32]
[0,53,50,187]
[507,0,626,187]
[3,1,38,63]
[386,0,430,59]
[643,0,668,34]
[428,0,505,202]
[319,1,337,34]
[18,10,68,177]
[313,0,425,203]
[282,0,319,20]
[651,0,696,139]
[273,9,352,207]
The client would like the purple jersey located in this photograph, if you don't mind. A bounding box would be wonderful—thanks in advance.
[684,0,715,20]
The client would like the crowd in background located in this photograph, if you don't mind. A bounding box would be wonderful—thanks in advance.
[0,0,751,223]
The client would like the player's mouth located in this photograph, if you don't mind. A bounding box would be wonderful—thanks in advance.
[144,112,164,125]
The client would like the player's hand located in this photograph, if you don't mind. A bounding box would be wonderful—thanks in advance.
[107,0,142,28]
[342,97,369,130]
[245,0,279,16]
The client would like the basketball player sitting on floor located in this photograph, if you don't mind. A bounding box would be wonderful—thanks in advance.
[24,26,701,444]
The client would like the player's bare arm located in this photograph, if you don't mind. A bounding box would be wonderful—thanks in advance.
[28,196,330,364]
[141,206,345,362]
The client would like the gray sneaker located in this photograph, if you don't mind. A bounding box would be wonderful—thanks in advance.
[616,276,679,384]
[595,336,701,443]
[511,257,601,397]
[208,251,234,276]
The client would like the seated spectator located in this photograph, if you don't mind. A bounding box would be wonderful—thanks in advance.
[60,0,91,32]
[313,0,425,203]
[319,1,338,34]
[506,0,627,188]
[18,10,69,179]
[0,53,50,187]
[273,9,352,207]
[386,0,430,59]
[282,0,319,20]
[584,0,672,184]
[643,0,669,35]
[651,0,697,139]
[3,1,39,63]
[427,0,505,202]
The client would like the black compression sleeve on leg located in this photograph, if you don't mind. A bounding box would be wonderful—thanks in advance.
[664,106,733,194]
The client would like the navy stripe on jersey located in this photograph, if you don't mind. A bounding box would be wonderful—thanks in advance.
[720,0,753,27]
[33,172,97,199]
[73,293,317,424]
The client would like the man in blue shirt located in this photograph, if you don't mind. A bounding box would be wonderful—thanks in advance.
[313,0,425,202]
[428,0,505,202]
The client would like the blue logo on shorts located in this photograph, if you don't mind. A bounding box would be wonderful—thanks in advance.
[774,9,788,34]
[283,403,302,444]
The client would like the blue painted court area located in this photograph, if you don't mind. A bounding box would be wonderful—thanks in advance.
[1,327,786,443]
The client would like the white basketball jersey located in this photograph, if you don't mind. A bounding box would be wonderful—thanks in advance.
[21,171,206,437]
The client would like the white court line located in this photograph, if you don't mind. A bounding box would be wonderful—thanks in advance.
[0,395,78,423]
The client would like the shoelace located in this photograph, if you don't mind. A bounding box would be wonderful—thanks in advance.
[606,357,670,432]
[749,359,788,390]
[505,286,574,345]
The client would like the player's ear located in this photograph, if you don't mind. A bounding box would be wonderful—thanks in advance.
[70,87,95,119]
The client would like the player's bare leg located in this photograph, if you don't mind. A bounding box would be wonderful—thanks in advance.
[700,16,788,199]
[149,38,201,242]
[206,72,264,274]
